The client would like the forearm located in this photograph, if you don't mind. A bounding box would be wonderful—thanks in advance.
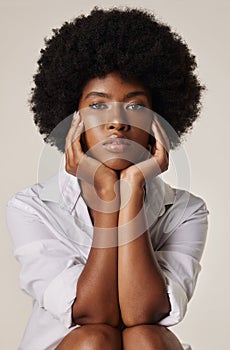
[72,191,120,327]
[118,185,170,326]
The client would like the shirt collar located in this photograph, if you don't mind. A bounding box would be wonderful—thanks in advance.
[39,163,176,216]
[145,175,176,225]
[38,164,82,212]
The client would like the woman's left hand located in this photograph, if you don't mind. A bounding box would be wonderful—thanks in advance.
[120,116,170,188]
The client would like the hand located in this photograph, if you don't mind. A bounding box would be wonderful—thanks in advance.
[65,111,119,210]
[120,116,170,188]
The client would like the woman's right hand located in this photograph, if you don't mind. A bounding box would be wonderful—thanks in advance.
[65,111,119,210]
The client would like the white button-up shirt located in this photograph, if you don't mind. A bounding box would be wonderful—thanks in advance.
[6,168,209,350]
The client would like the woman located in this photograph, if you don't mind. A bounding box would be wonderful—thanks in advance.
[7,7,209,350]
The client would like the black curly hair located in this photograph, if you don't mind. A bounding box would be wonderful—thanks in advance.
[28,6,205,152]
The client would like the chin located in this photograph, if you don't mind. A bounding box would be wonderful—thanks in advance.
[103,159,133,171]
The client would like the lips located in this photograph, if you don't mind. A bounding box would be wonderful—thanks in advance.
[102,136,131,152]
[103,137,130,146]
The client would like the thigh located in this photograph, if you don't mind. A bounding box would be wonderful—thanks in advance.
[122,324,184,350]
[56,323,122,350]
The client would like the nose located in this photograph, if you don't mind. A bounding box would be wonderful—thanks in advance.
[105,103,130,131]
[106,121,130,131]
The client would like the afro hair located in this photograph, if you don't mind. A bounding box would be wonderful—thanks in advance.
[28,6,205,152]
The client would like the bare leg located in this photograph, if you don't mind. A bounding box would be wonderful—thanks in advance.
[56,323,122,350]
[122,324,184,350]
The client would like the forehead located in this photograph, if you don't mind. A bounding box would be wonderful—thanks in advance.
[81,72,151,98]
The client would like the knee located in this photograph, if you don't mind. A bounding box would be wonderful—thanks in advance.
[78,325,115,349]
[123,324,165,344]
[123,324,183,350]
[56,324,122,350]
[78,325,111,349]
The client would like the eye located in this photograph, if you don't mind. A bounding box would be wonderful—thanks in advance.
[126,103,145,111]
[89,103,108,110]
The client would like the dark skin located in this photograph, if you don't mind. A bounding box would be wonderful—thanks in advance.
[56,71,183,350]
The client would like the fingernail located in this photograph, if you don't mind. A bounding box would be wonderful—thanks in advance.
[152,120,157,128]
[73,111,79,120]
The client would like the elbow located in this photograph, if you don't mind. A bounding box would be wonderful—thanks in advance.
[73,313,120,328]
[72,299,120,328]
[122,296,171,328]
[123,310,170,328]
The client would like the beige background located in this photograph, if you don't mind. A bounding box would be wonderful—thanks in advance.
[1,0,229,349]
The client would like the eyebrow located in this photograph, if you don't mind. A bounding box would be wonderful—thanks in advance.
[84,90,148,100]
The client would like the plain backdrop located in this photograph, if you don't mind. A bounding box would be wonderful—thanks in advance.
[1,0,229,349]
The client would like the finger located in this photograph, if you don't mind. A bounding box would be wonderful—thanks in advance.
[154,117,170,152]
[151,122,169,170]
[65,120,85,176]
[152,117,170,154]
[151,122,165,154]
[65,111,81,151]
[65,114,79,167]
[72,116,84,142]
[71,120,85,158]
[66,112,80,140]
[156,117,170,152]
[72,110,80,124]
[70,111,81,133]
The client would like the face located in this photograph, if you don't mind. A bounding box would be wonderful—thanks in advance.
[78,71,154,170]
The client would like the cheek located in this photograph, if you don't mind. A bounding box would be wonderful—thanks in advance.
[81,128,102,153]
[126,110,152,132]
[134,128,152,148]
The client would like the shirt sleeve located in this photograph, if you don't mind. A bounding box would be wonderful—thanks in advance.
[154,197,209,327]
[6,202,85,329]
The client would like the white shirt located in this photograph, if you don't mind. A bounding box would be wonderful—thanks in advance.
[6,167,209,350]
